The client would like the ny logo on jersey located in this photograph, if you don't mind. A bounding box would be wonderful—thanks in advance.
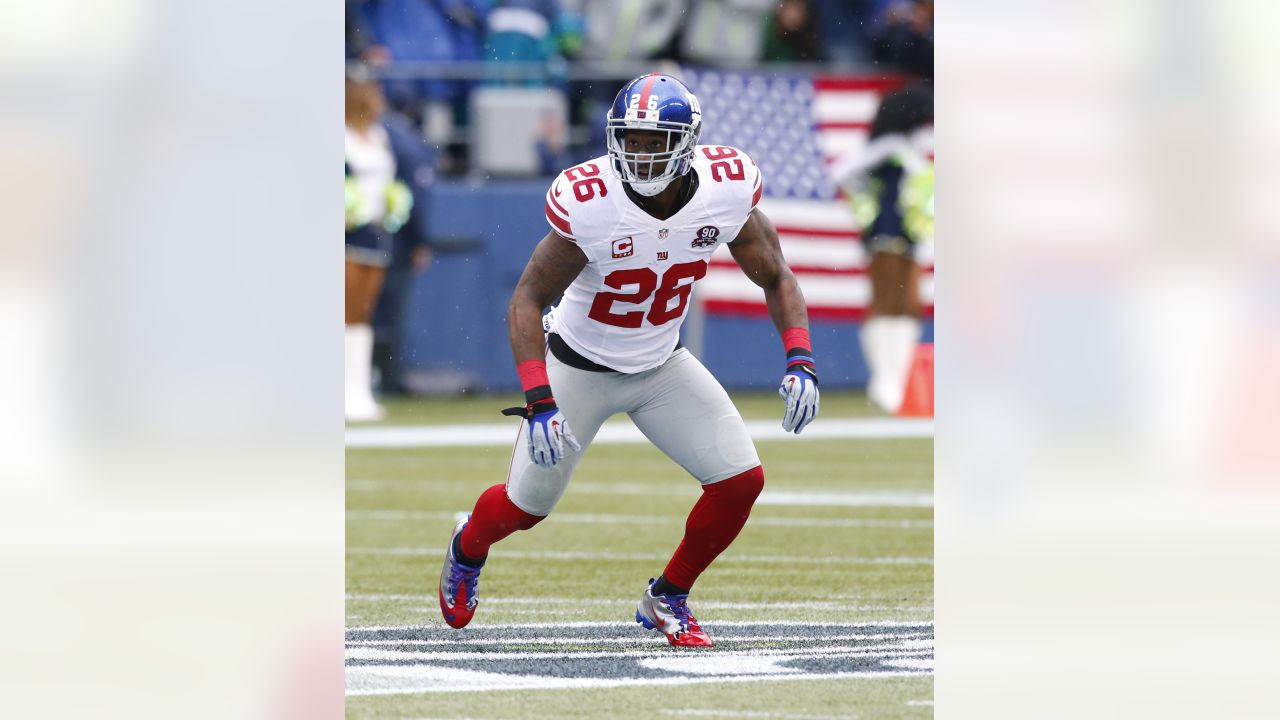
[691,226,720,248]
[612,237,634,258]
[657,251,669,261]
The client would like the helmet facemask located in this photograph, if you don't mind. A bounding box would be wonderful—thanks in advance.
[606,118,700,197]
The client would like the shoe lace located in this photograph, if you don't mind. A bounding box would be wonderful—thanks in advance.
[663,594,695,631]
[449,562,481,606]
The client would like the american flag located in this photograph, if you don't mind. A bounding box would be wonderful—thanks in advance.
[683,70,935,321]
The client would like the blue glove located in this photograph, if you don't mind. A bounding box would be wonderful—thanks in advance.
[779,355,819,434]
[501,388,581,467]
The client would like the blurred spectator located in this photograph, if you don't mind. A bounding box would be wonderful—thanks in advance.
[485,1,583,85]
[345,71,414,421]
[566,1,687,167]
[810,0,875,64]
[763,0,826,63]
[372,111,440,397]
[357,0,489,124]
[828,83,933,413]
[347,0,372,60]
[346,0,392,65]
[681,0,776,67]
[569,0,686,63]
[872,0,933,78]
[533,108,572,176]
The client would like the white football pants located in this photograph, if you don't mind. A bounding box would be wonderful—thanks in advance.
[505,348,761,516]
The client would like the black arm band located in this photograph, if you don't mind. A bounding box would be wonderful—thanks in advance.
[524,384,554,404]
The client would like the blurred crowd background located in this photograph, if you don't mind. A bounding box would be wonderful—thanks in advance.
[344,0,934,408]
[347,0,932,175]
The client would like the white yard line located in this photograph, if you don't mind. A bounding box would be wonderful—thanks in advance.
[347,667,930,696]
[347,620,934,697]
[347,644,932,662]
[349,637,933,650]
[661,710,857,720]
[347,509,931,528]
[348,547,933,565]
[350,620,933,632]
[755,491,933,508]
[346,594,931,613]
[347,418,932,448]
[348,487,933,509]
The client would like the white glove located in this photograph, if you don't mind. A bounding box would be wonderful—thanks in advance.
[527,406,581,467]
[779,364,820,434]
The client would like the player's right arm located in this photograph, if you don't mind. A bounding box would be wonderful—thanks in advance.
[503,230,589,467]
[509,230,588,363]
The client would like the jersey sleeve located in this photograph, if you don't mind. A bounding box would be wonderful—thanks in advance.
[749,155,763,210]
[543,173,577,242]
[707,146,762,244]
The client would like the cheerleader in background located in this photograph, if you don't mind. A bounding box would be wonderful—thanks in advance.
[345,71,412,421]
[830,83,934,413]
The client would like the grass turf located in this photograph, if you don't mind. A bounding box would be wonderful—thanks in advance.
[347,390,932,719]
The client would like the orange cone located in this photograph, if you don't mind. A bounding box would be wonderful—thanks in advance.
[897,342,934,418]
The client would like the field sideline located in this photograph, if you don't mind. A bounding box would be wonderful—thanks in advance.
[347,391,933,719]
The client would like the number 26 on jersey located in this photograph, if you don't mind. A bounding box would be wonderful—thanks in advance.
[588,261,709,328]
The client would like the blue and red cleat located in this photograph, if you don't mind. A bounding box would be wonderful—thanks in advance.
[438,515,482,629]
[635,578,714,647]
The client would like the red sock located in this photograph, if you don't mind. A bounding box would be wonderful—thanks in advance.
[662,466,766,590]
[458,483,545,560]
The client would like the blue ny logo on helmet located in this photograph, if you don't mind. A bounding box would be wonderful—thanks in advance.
[606,73,703,197]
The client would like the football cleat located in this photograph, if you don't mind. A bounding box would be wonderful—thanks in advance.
[438,515,482,629]
[635,578,714,647]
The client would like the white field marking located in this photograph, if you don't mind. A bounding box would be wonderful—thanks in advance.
[881,658,934,671]
[348,636,935,650]
[345,418,932,448]
[347,666,929,696]
[906,700,934,706]
[661,711,854,720]
[346,593,932,613]
[347,481,934,511]
[755,491,933,508]
[348,547,933,566]
[405,607,933,620]
[346,509,931,530]
[559,484,933,508]
[350,620,932,632]
[649,655,804,676]
[347,645,932,664]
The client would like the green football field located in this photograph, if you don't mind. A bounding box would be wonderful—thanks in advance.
[347,391,933,719]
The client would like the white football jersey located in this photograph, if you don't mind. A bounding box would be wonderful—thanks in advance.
[543,146,763,373]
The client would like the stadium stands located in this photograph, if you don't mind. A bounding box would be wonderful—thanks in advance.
[346,0,934,394]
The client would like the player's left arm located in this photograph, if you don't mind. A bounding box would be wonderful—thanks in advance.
[729,208,820,434]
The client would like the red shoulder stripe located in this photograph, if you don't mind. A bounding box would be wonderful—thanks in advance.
[751,171,763,208]
[544,201,573,237]
[548,181,569,216]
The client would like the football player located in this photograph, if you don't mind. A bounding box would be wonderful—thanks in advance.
[439,73,819,647]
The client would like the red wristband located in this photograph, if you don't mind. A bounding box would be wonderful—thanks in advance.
[782,327,811,353]
[516,360,551,392]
